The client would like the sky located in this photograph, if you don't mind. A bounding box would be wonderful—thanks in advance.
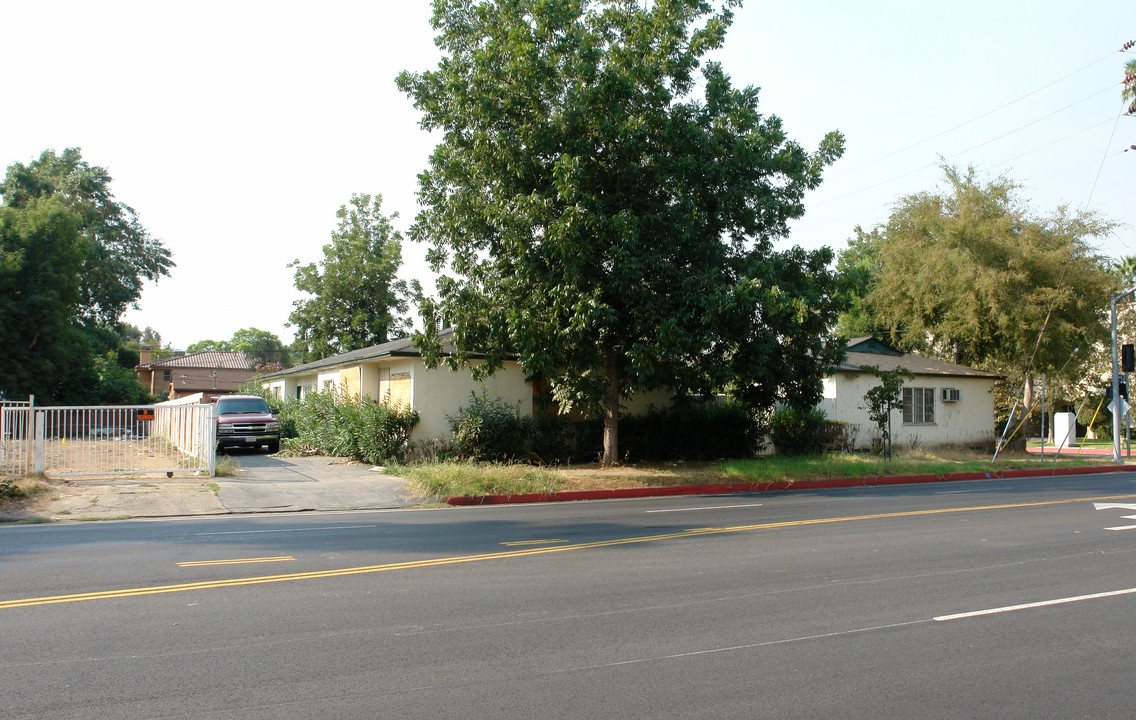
[3,0,1134,351]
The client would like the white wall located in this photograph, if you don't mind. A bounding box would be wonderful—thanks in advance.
[824,372,996,450]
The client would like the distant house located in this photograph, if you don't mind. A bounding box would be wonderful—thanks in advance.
[135,347,257,400]
[819,337,1000,450]
[261,333,670,443]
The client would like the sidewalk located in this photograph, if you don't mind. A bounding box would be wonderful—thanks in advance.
[1025,444,1136,458]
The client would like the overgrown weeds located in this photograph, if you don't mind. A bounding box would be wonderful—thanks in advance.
[391,461,564,498]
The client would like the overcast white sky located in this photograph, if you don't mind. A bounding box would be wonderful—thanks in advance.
[3,1,1133,350]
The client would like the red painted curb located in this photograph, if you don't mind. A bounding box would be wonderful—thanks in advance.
[445,463,1136,506]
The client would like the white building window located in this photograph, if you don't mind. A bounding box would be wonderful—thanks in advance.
[903,387,935,424]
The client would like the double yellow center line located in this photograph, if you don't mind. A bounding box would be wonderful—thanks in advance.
[4,493,1134,610]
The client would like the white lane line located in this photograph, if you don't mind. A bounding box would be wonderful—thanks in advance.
[646,503,763,514]
[195,525,377,536]
[934,586,1136,622]
[1105,525,1136,531]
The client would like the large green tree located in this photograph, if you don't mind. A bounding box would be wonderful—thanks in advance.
[838,164,1116,407]
[399,0,845,463]
[287,194,415,363]
[0,197,86,399]
[0,148,174,325]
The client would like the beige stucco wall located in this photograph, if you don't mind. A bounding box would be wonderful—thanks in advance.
[265,358,671,445]
[820,372,996,449]
[408,359,532,441]
[621,388,675,416]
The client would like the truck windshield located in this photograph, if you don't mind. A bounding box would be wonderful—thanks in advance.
[217,398,270,415]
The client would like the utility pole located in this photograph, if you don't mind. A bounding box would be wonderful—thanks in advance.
[1111,288,1135,462]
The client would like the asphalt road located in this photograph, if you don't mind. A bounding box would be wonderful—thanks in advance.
[3,471,1136,719]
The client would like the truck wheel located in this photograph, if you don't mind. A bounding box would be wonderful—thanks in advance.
[267,441,280,454]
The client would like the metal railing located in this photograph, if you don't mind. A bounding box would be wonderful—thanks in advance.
[0,401,216,478]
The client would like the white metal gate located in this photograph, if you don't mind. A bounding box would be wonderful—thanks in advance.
[0,401,216,478]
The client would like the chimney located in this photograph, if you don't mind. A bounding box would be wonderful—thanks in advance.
[139,345,152,365]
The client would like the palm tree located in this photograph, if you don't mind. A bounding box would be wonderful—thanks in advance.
[1125,56,1136,115]
[1116,255,1136,288]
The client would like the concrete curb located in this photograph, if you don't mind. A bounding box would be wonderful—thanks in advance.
[445,463,1136,506]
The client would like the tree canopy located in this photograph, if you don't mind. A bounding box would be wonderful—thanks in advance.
[399,0,845,463]
[836,164,1116,398]
[0,197,85,399]
[187,327,292,370]
[0,148,174,326]
[287,194,415,363]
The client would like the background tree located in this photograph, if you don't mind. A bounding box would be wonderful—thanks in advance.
[838,164,1116,412]
[833,226,883,337]
[287,194,415,363]
[187,327,291,370]
[399,0,845,463]
[1115,255,1136,288]
[0,148,174,326]
[0,197,85,399]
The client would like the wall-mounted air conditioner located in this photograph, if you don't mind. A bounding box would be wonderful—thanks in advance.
[941,388,961,402]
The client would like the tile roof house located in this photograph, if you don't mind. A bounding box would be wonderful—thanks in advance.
[135,346,258,400]
[819,337,1000,450]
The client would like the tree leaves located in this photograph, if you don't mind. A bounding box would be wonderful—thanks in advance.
[287,194,414,362]
[401,0,844,461]
[844,164,1115,386]
[0,148,173,326]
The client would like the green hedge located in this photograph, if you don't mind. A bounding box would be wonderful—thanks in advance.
[769,406,829,456]
[444,394,763,463]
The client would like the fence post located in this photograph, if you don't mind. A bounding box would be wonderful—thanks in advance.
[34,411,45,475]
[206,404,217,476]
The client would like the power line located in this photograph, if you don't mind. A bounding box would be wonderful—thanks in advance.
[828,52,1117,180]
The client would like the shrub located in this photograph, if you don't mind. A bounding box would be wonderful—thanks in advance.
[769,406,829,456]
[618,400,762,461]
[1,476,24,499]
[820,420,857,453]
[447,391,532,461]
[285,387,419,464]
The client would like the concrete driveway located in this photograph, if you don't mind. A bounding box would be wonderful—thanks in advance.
[215,451,422,513]
[4,453,423,523]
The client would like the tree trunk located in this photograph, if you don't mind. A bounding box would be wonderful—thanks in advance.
[602,350,620,466]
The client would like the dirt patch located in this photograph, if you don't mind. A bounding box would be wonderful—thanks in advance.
[0,474,224,523]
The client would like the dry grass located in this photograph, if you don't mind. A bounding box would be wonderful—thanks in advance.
[396,448,1111,499]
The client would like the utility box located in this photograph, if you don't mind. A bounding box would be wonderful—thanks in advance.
[1054,412,1077,450]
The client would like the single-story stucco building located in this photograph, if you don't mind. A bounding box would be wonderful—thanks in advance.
[261,334,669,443]
[819,337,1000,450]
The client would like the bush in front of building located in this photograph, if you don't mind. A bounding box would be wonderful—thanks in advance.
[769,406,829,456]
[280,387,419,464]
[447,391,532,462]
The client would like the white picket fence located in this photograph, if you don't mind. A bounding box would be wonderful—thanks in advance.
[0,397,216,478]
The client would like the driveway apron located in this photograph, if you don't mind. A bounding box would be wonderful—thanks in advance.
[215,453,416,512]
